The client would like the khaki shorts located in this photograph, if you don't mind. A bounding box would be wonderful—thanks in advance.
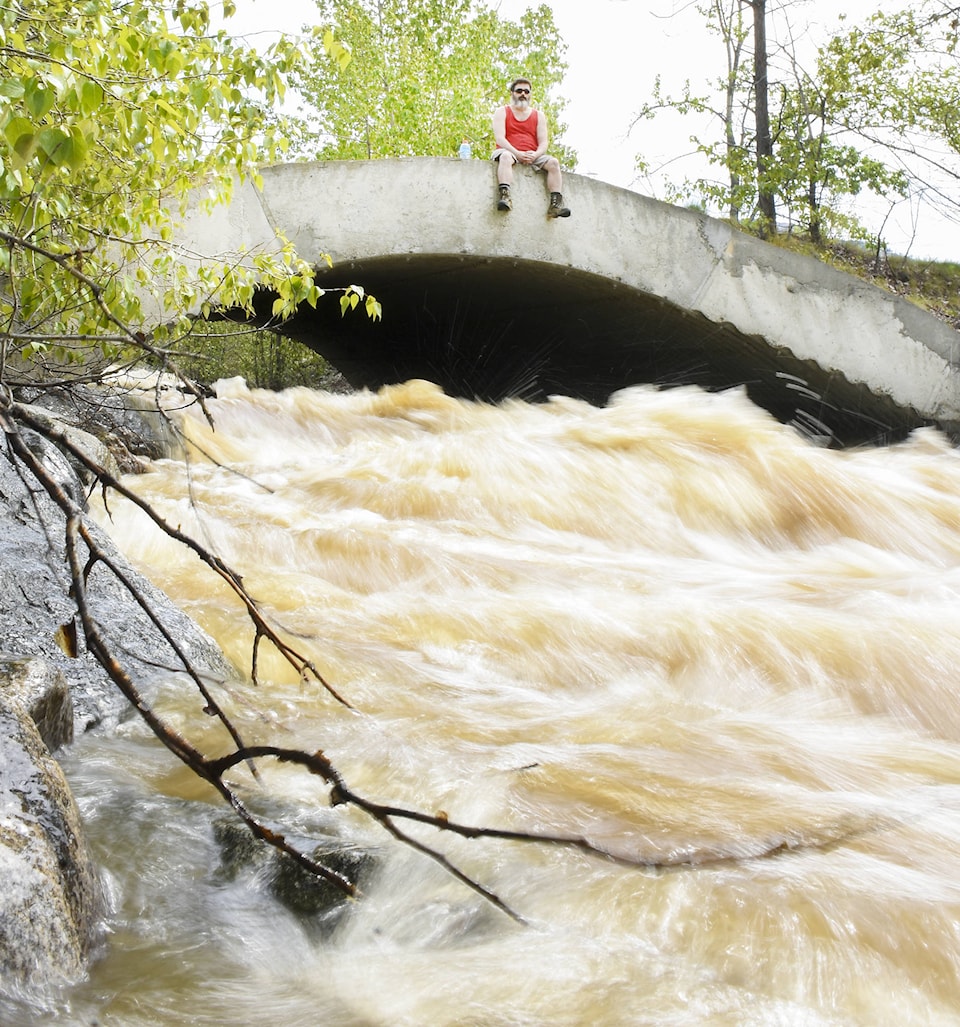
[491,150,551,170]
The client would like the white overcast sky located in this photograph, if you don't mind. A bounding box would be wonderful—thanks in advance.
[221,0,954,260]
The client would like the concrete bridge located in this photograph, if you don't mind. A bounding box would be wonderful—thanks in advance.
[173,158,960,445]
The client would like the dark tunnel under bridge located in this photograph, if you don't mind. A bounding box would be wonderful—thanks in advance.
[169,158,960,447]
[264,252,916,447]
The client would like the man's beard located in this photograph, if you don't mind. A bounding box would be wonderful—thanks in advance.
[513,98,530,110]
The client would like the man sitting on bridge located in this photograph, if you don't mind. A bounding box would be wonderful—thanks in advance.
[491,77,571,219]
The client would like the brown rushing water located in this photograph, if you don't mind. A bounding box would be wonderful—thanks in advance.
[16,379,960,1025]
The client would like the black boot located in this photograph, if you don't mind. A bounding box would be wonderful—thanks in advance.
[497,184,512,212]
[547,192,571,218]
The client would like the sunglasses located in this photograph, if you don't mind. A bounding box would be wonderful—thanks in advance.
[513,87,530,95]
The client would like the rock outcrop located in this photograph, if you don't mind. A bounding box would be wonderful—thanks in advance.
[0,692,101,986]
[0,382,231,990]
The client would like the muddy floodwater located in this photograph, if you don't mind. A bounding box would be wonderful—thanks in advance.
[14,379,960,1025]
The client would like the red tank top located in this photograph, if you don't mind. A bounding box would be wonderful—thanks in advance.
[504,106,539,151]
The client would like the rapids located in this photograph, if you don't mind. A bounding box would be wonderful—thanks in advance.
[15,378,960,1025]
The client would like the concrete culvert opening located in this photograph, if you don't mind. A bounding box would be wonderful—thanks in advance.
[251,253,929,448]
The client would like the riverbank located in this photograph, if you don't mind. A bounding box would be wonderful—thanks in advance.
[0,381,232,994]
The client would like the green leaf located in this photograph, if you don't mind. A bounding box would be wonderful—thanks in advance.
[164,49,186,78]
[25,81,56,119]
[80,80,105,116]
[37,127,71,164]
[5,116,36,158]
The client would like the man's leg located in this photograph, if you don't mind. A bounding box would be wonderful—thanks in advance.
[495,152,515,211]
[543,156,571,218]
[544,156,562,194]
[496,151,516,186]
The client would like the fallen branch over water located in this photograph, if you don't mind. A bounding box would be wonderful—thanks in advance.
[0,391,881,925]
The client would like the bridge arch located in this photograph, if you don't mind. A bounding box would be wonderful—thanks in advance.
[173,158,960,445]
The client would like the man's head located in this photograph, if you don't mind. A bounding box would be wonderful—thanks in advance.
[509,78,532,109]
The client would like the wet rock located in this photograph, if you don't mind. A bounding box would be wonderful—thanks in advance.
[13,381,177,467]
[0,656,73,753]
[213,817,376,933]
[272,844,375,919]
[0,382,236,992]
[0,703,103,986]
[0,425,232,733]
[14,406,121,488]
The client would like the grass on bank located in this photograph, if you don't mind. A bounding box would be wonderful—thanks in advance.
[771,235,960,329]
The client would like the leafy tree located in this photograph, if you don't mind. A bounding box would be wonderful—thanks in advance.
[0,0,371,388]
[632,1,910,243]
[634,1,753,221]
[816,1,960,230]
[772,42,908,244]
[289,0,574,166]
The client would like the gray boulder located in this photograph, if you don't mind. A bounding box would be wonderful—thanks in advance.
[0,400,231,732]
[0,702,102,986]
[0,656,73,752]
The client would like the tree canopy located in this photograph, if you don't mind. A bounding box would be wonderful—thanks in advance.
[289,0,574,166]
[0,0,368,383]
[632,0,958,248]
[816,1,960,231]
